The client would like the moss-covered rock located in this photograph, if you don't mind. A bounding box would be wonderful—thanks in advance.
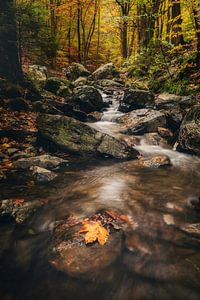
[65,63,91,81]
[117,109,166,135]
[92,63,119,80]
[44,77,71,94]
[37,114,138,159]
[119,88,155,112]
[71,85,105,113]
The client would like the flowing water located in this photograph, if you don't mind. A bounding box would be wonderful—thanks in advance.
[1,89,200,300]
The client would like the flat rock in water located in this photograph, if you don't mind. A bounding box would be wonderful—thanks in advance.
[139,155,172,168]
[117,109,166,135]
[13,154,68,170]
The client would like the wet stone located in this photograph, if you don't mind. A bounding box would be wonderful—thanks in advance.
[30,166,58,183]
[139,155,172,168]
[13,154,68,170]
[181,223,200,236]
[49,231,122,279]
[0,199,44,224]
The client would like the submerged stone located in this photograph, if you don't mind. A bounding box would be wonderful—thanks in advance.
[139,155,172,168]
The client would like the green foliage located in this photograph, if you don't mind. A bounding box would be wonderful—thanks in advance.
[16,1,58,66]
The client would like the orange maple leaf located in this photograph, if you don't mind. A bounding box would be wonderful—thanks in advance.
[79,220,109,246]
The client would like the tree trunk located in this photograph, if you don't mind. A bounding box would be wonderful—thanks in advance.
[77,0,82,62]
[121,18,128,58]
[0,0,23,82]
[193,0,200,67]
[171,0,184,45]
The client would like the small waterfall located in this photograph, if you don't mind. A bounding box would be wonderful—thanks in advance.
[90,89,124,136]
[135,138,200,170]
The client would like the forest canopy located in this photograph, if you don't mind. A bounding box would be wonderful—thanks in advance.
[14,0,200,69]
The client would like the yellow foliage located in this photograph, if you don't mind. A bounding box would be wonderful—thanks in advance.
[79,220,109,246]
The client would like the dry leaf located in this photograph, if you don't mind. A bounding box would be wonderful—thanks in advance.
[79,220,109,246]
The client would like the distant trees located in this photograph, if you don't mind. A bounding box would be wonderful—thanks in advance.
[6,0,199,68]
[0,0,23,82]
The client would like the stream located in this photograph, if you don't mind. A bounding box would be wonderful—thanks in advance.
[1,89,200,300]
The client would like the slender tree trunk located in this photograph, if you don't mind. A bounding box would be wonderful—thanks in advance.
[96,3,101,63]
[171,0,184,45]
[67,6,72,64]
[77,0,82,62]
[192,0,200,67]
[0,0,23,82]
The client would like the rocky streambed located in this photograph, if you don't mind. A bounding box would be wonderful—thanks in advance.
[1,63,200,300]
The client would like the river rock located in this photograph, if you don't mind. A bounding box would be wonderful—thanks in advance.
[142,132,169,147]
[139,155,172,168]
[38,114,139,159]
[165,109,184,132]
[178,105,200,156]
[96,79,123,88]
[30,166,58,183]
[13,154,68,170]
[155,93,182,109]
[155,93,196,110]
[181,223,200,236]
[119,89,155,112]
[44,77,70,94]
[65,63,91,81]
[72,76,88,87]
[49,231,122,279]
[0,199,44,224]
[92,63,119,80]
[56,85,72,97]
[71,85,105,113]
[118,109,166,135]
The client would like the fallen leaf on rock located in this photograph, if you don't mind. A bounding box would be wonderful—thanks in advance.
[79,220,109,246]
[105,210,134,225]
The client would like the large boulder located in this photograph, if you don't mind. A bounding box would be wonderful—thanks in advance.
[117,109,166,135]
[92,63,119,80]
[37,114,139,159]
[71,85,105,113]
[178,105,200,156]
[65,63,91,81]
[44,77,71,94]
[155,93,196,110]
[119,89,155,112]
